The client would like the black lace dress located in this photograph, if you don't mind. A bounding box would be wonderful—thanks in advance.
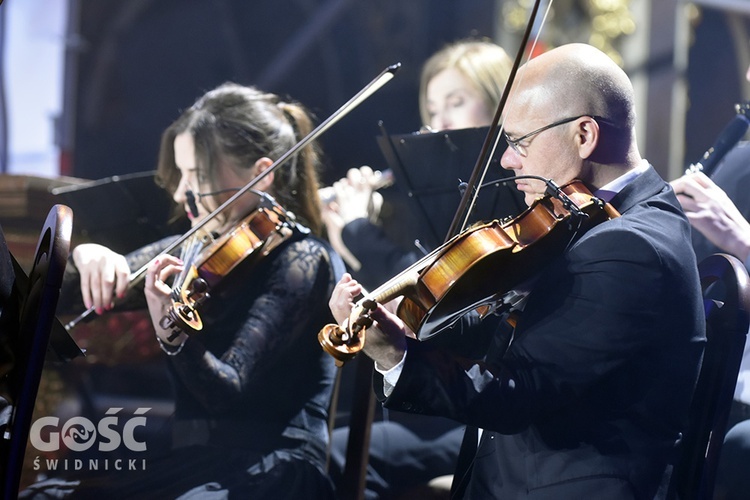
[24,233,342,500]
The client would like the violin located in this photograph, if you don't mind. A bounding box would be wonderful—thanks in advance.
[318,180,621,365]
[160,196,300,337]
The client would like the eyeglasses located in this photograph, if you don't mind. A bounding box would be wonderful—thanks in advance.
[504,115,588,157]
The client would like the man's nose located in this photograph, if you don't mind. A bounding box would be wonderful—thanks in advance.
[500,146,521,170]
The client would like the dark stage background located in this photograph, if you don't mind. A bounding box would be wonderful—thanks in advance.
[70,0,498,186]
[684,6,750,171]
[67,2,750,191]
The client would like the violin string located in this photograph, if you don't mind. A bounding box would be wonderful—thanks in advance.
[174,234,207,291]
[368,179,565,302]
[365,228,464,304]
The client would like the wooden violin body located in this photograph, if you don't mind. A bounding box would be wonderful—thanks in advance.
[163,204,296,336]
[319,180,621,364]
[398,180,619,339]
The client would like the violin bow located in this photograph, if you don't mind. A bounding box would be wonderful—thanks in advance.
[444,0,551,241]
[137,62,402,277]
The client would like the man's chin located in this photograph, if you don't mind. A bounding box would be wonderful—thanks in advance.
[525,193,542,207]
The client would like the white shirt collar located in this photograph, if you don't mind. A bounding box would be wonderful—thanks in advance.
[594,160,649,201]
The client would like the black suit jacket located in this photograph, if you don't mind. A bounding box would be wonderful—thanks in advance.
[376,166,706,499]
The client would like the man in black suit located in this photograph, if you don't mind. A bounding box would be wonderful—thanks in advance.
[328,43,705,499]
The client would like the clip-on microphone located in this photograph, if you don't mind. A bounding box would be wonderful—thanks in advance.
[185,190,201,218]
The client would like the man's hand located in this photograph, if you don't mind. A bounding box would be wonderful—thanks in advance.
[328,273,407,370]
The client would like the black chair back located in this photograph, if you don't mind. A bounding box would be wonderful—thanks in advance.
[0,204,73,498]
[671,253,750,499]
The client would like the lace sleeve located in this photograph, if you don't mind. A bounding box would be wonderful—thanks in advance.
[166,236,336,413]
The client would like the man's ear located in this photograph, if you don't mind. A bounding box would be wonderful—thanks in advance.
[576,117,599,160]
[253,157,275,190]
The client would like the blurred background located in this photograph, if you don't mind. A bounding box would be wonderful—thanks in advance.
[1,0,750,490]
[3,0,749,185]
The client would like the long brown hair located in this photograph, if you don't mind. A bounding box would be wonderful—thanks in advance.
[156,83,324,235]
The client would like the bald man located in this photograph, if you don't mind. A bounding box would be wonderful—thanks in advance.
[328,43,705,499]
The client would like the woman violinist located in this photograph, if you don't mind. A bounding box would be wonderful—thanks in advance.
[29,83,342,499]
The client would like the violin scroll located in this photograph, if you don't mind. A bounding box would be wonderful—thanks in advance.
[160,274,211,339]
[318,299,377,366]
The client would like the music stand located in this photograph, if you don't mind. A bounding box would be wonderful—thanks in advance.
[376,124,525,250]
[51,171,187,254]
